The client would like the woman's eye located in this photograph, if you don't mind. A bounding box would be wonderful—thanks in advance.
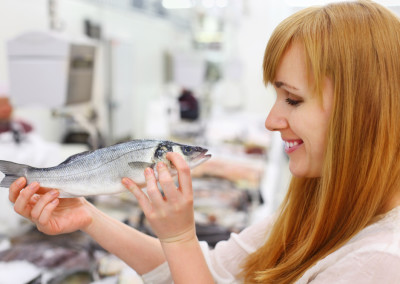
[285,97,301,106]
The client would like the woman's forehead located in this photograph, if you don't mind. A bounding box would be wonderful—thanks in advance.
[274,43,310,91]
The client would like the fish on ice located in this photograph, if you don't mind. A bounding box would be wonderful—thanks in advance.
[0,139,211,198]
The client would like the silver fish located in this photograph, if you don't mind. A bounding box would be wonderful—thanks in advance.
[0,139,211,198]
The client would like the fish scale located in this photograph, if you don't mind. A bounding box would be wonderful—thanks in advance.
[0,139,211,198]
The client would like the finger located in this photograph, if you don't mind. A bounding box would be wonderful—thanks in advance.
[144,168,165,207]
[9,177,26,203]
[35,187,55,195]
[166,152,193,196]
[13,182,40,218]
[157,162,179,201]
[37,198,59,227]
[122,177,152,213]
[30,189,59,221]
[29,194,41,206]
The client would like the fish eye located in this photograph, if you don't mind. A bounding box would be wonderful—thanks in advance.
[156,149,165,157]
[183,146,193,154]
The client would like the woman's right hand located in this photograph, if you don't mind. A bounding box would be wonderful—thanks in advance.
[9,177,93,235]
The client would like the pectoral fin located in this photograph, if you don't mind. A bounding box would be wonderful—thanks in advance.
[128,162,154,170]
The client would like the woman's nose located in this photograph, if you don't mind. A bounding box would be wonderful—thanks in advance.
[265,104,288,131]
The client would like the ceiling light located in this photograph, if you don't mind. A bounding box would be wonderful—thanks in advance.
[216,0,228,8]
[202,0,215,8]
[162,0,193,9]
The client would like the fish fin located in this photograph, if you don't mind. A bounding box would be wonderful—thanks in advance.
[0,160,30,188]
[58,150,94,165]
[128,162,154,170]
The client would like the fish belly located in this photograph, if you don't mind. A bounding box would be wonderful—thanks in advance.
[26,162,148,198]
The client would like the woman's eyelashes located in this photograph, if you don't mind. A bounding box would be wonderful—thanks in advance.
[285,97,302,106]
[275,87,303,106]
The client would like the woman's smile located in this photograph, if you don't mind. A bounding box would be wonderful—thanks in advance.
[283,139,304,154]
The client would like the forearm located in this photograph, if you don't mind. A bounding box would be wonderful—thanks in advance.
[82,201,166,275]
[161,237,214,284]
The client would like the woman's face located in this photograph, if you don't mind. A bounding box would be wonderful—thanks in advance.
[265,43,334,178]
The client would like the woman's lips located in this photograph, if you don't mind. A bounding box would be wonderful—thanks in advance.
[284,139,304,154]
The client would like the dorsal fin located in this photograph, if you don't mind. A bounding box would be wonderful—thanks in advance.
[58,150,94,165]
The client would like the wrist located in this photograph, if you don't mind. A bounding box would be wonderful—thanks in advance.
[160,233,200,256]
[160,234,214,284]
[80,199,98,234]
[159,227,197,245]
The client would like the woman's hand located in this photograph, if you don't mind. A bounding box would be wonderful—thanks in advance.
[122,152,196,244]
[123,153,214,283]
[9,177,93,235]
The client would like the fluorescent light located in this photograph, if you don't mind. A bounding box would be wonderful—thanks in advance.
[216,0,228,8]
[284,0,347,6]
[162,0,193,9]
[202,0,215,8]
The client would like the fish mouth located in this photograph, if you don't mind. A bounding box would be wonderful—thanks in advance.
[190,149,212,168]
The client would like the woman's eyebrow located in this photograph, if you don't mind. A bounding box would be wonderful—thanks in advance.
[274,81,299,91]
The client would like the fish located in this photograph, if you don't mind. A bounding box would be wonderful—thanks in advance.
[0,139,211,198]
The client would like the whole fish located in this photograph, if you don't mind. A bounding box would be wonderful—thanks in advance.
[0,139,211,198]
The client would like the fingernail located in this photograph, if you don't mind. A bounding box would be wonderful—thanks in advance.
[122,178,131,187]
[31,194,40,203]
[50,190,59,196]
[16,177,25,186]
[145,168,153,175]
[51,198,59,204]
[158,162,166,168]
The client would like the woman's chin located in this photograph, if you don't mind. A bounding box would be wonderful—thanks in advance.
[289,162,321,178]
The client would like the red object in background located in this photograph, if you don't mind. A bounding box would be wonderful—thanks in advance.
[0,97,33,134]
[0,97,12,121]
[178,89,199,120]
[0,120,33,134]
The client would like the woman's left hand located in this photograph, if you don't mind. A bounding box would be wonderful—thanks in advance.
[122,152,196,244]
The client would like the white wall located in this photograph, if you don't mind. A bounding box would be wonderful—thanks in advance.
[0,0,48,85]
[97,5,191,139]
[234,0,291,115]
[0,0,61,141]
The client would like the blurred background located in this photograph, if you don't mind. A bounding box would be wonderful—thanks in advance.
[0,0,399,283]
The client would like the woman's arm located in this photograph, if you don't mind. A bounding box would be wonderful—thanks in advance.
[82,202,166,274]
[9,178,166,275]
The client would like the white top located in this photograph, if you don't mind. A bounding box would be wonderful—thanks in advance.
[142,206,400,283]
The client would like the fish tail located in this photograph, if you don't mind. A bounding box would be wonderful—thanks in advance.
[0,160,30,188]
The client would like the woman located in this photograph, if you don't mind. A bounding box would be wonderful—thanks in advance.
[8,1,400,283]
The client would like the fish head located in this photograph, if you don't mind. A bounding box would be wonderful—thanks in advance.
[174,143,212,169]
[153,141,211,170]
